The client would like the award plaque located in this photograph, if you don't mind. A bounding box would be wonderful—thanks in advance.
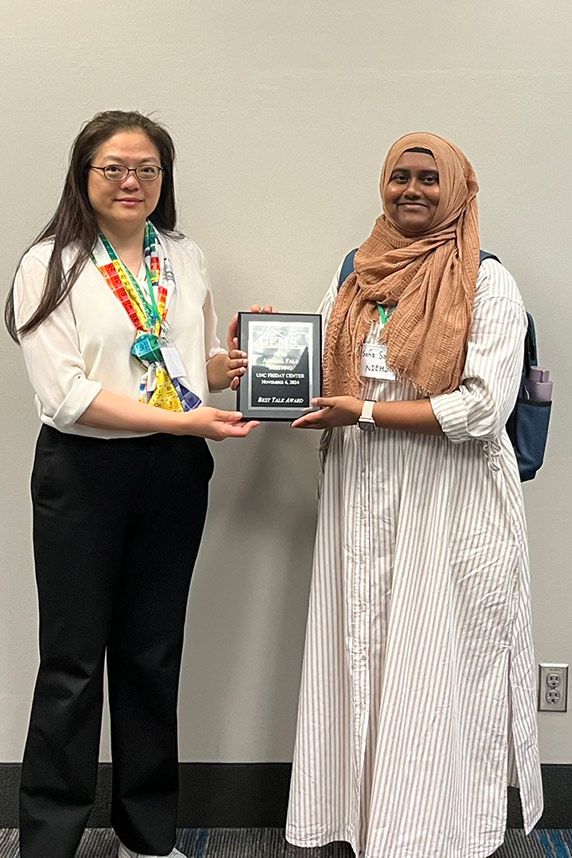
[237,312,322,421]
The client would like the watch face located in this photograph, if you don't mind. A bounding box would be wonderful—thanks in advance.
[358,418,375,432]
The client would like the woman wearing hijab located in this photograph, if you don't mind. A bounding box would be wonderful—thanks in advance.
[287,133,542,858]
[5,110,262,858]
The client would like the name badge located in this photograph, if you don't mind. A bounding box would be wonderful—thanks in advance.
[361,343,397,381]
[161,343,187,379]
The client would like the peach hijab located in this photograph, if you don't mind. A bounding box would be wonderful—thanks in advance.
[322,132,480,398]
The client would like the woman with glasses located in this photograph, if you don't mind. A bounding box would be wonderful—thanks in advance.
[5,110,261,858]
[286,133,542,858]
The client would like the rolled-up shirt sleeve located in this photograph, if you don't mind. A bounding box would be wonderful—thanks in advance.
[203,287,227,362]
[192,245,226,363]
[430,265,527,444]
[13,251,102,429]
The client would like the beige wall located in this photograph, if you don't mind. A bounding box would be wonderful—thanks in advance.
[1,0,571,765]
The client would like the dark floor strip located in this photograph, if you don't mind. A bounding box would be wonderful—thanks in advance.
[0,828,570,857]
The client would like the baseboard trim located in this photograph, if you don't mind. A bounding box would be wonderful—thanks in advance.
[0,762,570,829]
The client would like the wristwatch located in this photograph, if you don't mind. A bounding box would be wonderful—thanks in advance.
[357,399,376,432]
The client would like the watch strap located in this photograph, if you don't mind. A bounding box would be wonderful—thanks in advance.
[360,399,375,421]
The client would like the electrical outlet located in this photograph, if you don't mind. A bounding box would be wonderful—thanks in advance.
[538,664,568,712]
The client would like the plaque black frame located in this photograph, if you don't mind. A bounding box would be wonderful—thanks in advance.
[237,312,322,421]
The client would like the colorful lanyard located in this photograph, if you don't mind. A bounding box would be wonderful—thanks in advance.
[90,223,201,412]
[98,229,165,336]
[376,304,395,325]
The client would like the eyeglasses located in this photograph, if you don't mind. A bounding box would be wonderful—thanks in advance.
[89,164,164,182]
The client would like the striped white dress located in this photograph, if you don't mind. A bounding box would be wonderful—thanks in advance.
[286,259,543,858]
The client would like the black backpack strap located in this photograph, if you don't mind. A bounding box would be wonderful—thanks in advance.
[479,249,501,265]
[478,250,535,372]
[337,249,358,290]
[339,248,500,290]
[524,312,537,372]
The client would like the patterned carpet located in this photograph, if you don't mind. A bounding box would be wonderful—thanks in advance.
[1,828,571,858]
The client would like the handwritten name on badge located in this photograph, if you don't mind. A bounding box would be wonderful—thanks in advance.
[361,344,397,381]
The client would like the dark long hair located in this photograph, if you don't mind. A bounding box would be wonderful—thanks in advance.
[5,110,178,342]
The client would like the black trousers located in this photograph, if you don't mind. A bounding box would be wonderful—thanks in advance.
[20,426,214,858]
